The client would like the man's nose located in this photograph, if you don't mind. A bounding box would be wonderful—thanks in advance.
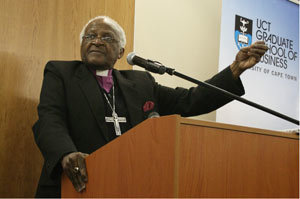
[92,37,104,45]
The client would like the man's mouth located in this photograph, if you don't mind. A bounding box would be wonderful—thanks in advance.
[89,50,104,54]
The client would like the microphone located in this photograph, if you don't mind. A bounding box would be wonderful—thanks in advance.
[147,112,160,118]
[127,52,167,74]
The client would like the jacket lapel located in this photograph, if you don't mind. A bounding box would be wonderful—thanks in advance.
[75,64,110,142]
[113,70,144,127]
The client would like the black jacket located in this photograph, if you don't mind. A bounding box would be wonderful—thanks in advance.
[33,60,245,197]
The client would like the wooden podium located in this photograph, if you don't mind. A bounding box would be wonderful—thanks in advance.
[61,115,299,198]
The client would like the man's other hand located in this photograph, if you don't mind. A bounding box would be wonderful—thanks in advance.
[61,152,89,192]
[230,41,268,79]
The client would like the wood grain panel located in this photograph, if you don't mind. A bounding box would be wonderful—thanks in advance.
[178,124,299,198]
[61,115,298,197]
[0,0,134,197]
[62,116,178,197]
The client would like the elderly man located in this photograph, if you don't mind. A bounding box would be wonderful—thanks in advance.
[33,16,267,197]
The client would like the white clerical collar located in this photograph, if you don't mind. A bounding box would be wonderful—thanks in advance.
[96,70,109,77]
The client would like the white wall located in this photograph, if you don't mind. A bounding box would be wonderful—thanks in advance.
[134,0,223,121]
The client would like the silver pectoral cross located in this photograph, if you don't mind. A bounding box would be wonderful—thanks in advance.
[105,112,127,136]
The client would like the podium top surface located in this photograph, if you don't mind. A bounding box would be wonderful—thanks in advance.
[178,115,299,140]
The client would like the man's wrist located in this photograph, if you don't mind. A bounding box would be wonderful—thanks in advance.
[230,61,244,80]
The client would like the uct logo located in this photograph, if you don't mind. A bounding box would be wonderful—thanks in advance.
[235,15,253,50]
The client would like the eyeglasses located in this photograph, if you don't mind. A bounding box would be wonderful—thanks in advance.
[82,33,119,43]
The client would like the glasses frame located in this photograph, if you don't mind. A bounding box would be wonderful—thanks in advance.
[82,33,119,44]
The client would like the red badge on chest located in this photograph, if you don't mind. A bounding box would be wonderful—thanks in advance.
[143,101,155,112]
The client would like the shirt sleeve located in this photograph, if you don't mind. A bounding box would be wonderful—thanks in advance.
[154,66,245,116]
[33,61,77,179]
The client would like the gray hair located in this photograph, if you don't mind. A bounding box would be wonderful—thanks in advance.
[79,16,126,48]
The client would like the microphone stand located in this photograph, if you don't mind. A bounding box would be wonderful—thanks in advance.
[144,60,299,125]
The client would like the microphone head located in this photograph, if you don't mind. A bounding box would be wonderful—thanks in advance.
[127,52,136,65]
[148,112,160,118]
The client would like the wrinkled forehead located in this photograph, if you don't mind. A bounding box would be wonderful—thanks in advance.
[85,19,118,36]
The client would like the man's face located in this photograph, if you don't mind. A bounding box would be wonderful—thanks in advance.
[80,19,124,69]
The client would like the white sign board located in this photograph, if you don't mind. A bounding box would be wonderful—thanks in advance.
[217,0,299,131]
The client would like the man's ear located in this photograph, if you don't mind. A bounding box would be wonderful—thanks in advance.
[118,48,125,59]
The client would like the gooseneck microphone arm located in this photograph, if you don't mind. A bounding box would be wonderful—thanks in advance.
[127,52,299,125]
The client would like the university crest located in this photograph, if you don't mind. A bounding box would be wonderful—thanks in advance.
[235,15,253,50]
